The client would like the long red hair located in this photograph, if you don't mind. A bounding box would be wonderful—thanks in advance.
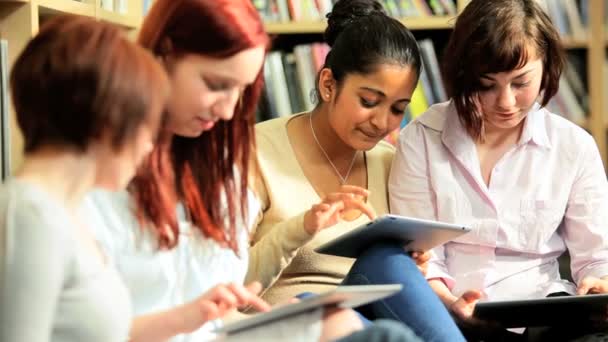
[131,0,269,252]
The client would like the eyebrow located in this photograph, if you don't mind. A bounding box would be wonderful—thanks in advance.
[360,86,411,102]
[481,67,536,81]
[205,73,241,86]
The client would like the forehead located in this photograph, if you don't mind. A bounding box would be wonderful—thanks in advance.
[343,64,418,95]
[178,46,265,85]
[482,57,542,80]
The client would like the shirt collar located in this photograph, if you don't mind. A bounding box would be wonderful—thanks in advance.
[440,102,552,150]
[519,103,552,149]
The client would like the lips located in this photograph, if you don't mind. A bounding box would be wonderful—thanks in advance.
[358,128,385,139]
[494,111,519,120]
[196,117,216,130]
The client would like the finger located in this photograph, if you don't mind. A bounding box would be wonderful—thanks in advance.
[211,285,238,309]
[246,294,271,312]
[287,297,301,304]
[273,297,301,309]
[410,251,431,263]
[318,202,345,224]
[462,290,483,303]
[245,281,263,295]
[199,301,220,322]
[230,282,271,312]
[311,203,332,214]
[227,283,255,307]
[578,278,596,295]
[340,198,376,219]
[324,192,357,203]
[339,185,370,197]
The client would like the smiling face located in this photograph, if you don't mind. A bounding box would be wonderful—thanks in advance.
[476,57,544,133]
[164,46,265,137]
[323,63,418,151]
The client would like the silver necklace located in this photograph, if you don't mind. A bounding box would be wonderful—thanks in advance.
[309,113,357,185]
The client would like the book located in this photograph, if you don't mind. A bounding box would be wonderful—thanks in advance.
[0,40,9,180]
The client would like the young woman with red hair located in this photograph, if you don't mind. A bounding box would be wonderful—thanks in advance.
[84,0,421,341]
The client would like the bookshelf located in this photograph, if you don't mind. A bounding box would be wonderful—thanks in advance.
[258,0,608,166]
[0,0,146,172]
[0,0,606,171]
[264,16,455,34]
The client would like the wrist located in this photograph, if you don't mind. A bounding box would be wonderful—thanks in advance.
[172,301,202,335]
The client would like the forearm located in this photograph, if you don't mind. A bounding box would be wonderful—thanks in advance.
[428,278,457,308]
[246,212,312,287]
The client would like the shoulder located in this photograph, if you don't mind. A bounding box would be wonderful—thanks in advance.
[255,115,292,140]
[81,189,147,255]
[399,101,453,141]
[540,107,596,156]
[413,101,453,131]
[542,107,591,142]
[0,181,73,263]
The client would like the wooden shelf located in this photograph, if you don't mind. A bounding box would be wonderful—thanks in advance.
[264,16,455,34]
[97,8,140,29]
[562,37,589,49]
[577,117,589,129]
[36,0,94,17]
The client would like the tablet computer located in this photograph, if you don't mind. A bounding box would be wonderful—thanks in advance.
[215,284,402,335]
[315,214,471,258]
[473,293,608,328]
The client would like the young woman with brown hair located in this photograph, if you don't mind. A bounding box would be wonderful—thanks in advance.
[0,14,168,342]
[390,0,608,340]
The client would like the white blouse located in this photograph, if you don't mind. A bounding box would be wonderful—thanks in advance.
[389,102,608,301]
[82,189,322,341]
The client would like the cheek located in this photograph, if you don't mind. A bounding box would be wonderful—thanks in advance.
[517,86,540,107]
[387,114,404,130]
[478,92,496,110]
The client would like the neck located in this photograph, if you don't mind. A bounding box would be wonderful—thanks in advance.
[16,147,97,210]
[309,107,356,160]
[480,120,525,147]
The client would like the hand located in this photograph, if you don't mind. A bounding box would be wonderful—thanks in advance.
[303,185,376,235]
[272,296,301,309]
[577,277,608,327]
[321,307,364,342]
[449,290,483,323]
[410,251,431,276]
[577,276,608,295]
[179,282,270,333]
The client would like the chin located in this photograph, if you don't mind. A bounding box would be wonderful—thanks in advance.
[175,128,204,138]
[353,139,379,152]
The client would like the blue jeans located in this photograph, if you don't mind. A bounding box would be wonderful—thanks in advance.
[341,242,465,342]
[336,319,422,342]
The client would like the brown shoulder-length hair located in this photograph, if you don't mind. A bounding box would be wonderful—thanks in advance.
[11,15,168,154]
[131,0,269,252]
[443,0,565,140]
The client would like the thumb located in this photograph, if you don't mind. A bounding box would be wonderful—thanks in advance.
[578,278,595,295]
[461,290,483,303]
[245,281,263,295]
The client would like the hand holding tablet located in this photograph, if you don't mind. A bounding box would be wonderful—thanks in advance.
[214,284,403,335]
[315,214,472,258]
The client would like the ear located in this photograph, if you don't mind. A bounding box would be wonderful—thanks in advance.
[318,68,336,102]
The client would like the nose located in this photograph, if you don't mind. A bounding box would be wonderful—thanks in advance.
[496,85,516,109]
[211,89,240,121]
[369,108,389,132]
